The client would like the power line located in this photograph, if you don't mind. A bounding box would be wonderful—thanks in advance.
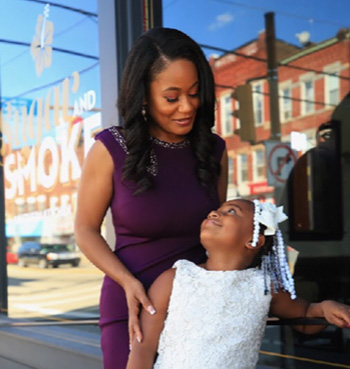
[210,0,348,28]
[163,0,180,9]
[55,16,95,38]
[1,16,96,68]
[2,61,99,104]
[0,39,98,60]
[215,84,338,108]
[200,43,350,81]
[21,0,98,18]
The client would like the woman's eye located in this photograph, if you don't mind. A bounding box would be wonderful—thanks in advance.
[189,92,199,98]
[165,97,178,103]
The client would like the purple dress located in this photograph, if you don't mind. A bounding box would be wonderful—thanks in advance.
[95,126,225,369]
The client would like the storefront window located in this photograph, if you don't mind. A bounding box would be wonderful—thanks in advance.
[1,0,102,321]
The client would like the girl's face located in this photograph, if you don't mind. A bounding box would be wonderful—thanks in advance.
[200,200,255,249]
[147,58,200,143]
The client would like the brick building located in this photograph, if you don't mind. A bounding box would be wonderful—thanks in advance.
[211,29,350,201]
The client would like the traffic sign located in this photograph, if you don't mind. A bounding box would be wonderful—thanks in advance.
[265,141,297,187]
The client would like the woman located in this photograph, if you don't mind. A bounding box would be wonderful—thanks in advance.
[74,27,228,369]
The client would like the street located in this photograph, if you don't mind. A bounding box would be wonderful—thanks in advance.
[7,256,103,321]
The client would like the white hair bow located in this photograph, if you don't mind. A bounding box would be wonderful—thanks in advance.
[256,202,288,236]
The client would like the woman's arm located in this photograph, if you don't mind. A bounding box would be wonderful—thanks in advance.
[74,141,155,343]
[270,290,350,334]
[218,148,228,204]
[126,268,175,369]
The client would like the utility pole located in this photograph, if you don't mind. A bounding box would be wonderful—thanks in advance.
[0,128,8,316]
[265,12,281,141]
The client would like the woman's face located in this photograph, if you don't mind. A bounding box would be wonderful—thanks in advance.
[147,58,200,143]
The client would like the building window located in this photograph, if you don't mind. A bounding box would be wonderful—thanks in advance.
[238,154,249,183]
[220,93,233,136]
[253,149,265,181]
[281,87,292,122]
[233,99,240,130]
[326,72,339,106]
[253,83,263,126]
[228,157,234,185]
[303,80,314,114]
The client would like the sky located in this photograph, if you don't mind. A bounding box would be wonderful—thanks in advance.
[163,0,350,56]
[1,0,350,101]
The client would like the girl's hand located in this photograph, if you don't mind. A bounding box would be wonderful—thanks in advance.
[320,300,350,328]
[124,278,156,347]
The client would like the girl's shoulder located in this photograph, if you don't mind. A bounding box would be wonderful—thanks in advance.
[172,259,197,271]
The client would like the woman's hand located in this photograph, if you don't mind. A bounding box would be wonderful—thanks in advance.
[124,278,156,347]
[320,300,350,328]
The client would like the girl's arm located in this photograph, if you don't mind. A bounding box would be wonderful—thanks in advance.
[218,148,228,204]
[126,268,175,369]
[270,290,350,334]
[74,141,155,344]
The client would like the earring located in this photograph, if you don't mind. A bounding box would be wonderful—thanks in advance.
[141,105,147,122]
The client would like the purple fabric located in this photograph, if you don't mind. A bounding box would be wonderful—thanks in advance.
[95,127,225,369]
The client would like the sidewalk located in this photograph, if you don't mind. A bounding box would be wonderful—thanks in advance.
[0,316,103,369]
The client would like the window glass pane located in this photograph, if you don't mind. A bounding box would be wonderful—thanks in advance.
[240,154,248,182]
[1,0,102,323]
[282,87,292,120]
[164,2,350,367]
[254,149,265,179]
[228,157,233,184]
[253,84,263,125]
[304,80,314,113]
[328,74,339,105]
[220,94,232,136]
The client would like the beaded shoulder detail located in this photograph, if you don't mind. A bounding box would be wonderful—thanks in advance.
[109,126,128,154]
[108,126,158,176]
[150,136,190,149]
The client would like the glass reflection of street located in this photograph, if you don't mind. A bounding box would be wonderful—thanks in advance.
[7,256,102,325]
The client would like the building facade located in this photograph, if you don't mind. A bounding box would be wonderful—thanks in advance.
[211,29,350,202]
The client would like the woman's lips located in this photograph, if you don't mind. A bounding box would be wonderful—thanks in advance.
[173,117,192,126]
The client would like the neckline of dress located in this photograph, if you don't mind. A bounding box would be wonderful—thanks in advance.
[180,260,258,275]
[150,135,190,149]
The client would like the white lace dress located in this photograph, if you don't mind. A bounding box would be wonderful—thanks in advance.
[153,260,271,369]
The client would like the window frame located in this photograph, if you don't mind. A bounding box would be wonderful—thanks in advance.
[252,148,265,182]
[324,62,341,108]
[252,81,264,127]
[237,153,249,183]
[219,92,233,137]
[300,74,315,115]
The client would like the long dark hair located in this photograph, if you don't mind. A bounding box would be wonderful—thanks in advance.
[117,27,220,194]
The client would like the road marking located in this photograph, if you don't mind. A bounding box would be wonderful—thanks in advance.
[12,304,98,319]
[259,350,350,368]
[24,326,101,348]
[9,285,101,301]
[16,293,99,308]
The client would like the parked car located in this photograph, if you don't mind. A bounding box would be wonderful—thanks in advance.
[17,242,81,269]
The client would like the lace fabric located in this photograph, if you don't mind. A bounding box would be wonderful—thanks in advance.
[153,260,271,369]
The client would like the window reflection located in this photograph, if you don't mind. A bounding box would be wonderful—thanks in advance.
[1,0,101,320]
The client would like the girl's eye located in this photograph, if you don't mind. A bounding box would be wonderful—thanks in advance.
[165,97,178,103]
[228,208,236,214]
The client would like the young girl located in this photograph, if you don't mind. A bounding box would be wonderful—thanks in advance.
[126,199,350,369]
